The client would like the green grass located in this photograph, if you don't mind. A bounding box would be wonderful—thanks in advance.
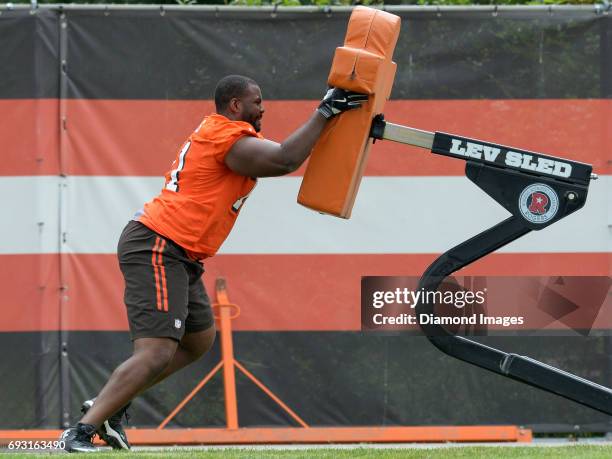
[3,445,612,459]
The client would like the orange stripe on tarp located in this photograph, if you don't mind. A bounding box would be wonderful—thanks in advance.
[63,99,612,177]
[0,252,608,332]
[0,254,60,331]
[0,99,609,176]
[0,99,60,175]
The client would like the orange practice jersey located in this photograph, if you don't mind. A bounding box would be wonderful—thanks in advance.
[139,113,263,259]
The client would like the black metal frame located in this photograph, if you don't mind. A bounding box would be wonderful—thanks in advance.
[371,115,612,415]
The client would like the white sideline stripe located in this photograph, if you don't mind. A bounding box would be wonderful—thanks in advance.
[0,176,609,255]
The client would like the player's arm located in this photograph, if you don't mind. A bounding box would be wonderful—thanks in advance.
[225,88,368,178]
[225,111,325,178]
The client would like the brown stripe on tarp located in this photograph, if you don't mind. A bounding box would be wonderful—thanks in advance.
[1,10,607,101]
[0,9,59,99]
[0,252,608,332]
[61,9,604,100]
[0,330,610,430]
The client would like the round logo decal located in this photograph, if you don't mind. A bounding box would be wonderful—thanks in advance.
[519,183,559,224]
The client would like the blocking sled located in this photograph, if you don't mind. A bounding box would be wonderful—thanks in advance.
[370,115,610,415]
[300,6,611,415]
[297,6,400,218]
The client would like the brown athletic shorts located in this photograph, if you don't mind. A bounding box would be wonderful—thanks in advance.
[117,220,215,341]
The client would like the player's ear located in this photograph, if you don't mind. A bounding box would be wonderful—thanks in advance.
[228,97,241,114]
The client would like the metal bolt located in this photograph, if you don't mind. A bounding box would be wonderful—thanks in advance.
[567,192,577,201]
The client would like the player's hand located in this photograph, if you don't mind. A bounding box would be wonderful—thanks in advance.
[316,87,368,119]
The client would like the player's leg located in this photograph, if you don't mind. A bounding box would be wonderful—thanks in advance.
[142,258,217,388]
[62,221,191,452]
[143,325,216,390]
[80,263,216,451]
[149,252,217,378]
[62,337,178,452]
[80,337,177,426]
[79,325,216,448]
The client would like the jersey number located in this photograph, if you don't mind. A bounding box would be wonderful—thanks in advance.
[165,141,191,192]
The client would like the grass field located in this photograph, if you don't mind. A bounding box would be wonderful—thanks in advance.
[3,445,612,458]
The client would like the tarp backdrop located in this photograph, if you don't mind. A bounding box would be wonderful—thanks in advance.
[0,6,610,432]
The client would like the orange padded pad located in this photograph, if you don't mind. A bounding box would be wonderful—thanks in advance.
[297,6,400,218]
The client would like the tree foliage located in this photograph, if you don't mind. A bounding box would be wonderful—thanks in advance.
[8,0,605,6]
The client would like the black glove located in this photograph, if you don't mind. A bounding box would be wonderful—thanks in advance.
[317,87,369,119]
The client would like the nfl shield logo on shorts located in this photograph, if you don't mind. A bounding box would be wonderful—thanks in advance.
[174,319,182,329]
[518,183,559,224]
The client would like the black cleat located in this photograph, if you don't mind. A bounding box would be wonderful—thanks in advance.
[81,398,131,450]
[60,422,98,453]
